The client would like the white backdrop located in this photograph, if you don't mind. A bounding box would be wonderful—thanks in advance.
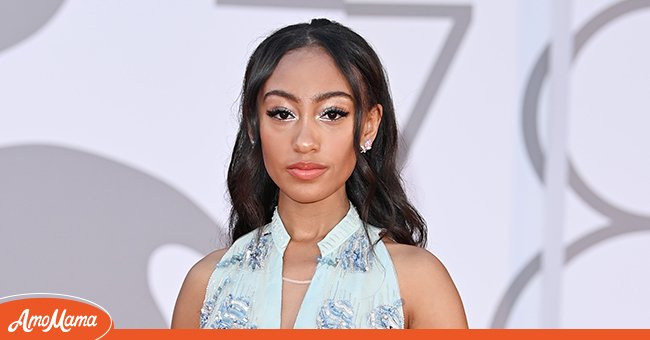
[1,0,648,328]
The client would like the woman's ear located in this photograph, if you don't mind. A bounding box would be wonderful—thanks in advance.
[360,104,383,152]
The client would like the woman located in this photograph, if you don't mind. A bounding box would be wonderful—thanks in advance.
[172,18,467,329]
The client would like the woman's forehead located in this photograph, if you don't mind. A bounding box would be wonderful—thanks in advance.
[260,46,354,101]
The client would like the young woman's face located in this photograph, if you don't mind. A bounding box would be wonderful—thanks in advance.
[258,46,357,205]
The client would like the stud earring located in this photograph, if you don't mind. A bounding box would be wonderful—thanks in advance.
[360,139,373,153]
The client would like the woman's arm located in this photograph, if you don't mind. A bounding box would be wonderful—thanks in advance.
[385,243,468,328]
[170,248,228,329]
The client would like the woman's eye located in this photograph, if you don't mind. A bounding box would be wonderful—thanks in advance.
[320,107,349,121]
[266,108,295,121]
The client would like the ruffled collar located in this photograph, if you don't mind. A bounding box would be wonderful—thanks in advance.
[269,202,362,257]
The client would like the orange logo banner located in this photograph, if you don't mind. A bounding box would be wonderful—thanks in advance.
[0,294,113,339]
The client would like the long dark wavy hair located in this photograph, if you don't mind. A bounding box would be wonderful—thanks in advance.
[227,18,427,247]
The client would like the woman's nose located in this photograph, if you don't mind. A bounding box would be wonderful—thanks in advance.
[293,116,320,153]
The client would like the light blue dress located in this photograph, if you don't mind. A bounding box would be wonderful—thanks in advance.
[199,203,405,329]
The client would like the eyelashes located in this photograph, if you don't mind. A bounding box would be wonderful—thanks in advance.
[266,107,295,120]
[320,107,349,121]
[265,107,350,121]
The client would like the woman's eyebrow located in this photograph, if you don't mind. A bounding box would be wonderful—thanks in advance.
[263,89,299,102]
[262,90,353,103]
[312,91,353,102]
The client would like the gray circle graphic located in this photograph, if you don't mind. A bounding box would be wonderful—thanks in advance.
[0,144,224,328]
[0,0,66,53]
[492,0,650,327]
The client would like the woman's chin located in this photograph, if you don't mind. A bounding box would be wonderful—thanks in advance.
[279,188,343,206]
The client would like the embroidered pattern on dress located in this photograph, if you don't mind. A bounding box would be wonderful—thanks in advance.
[317,229,374,272]
[215,253,243,268]
[316,255,339,267]
[339,229,374,272]
[316,299,354,329]
[200,278,230,328]
[368,299,404,329]
[215,231,272,271]
[208,294,257,329]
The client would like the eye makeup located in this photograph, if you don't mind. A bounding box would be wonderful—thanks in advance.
[264,106,350,122]
[318,106,349,121]
[266,107,296,120]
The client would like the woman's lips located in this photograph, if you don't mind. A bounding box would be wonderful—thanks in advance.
[287,162,327,180]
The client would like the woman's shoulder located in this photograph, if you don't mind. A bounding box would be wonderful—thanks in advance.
[170,247,229,328]
[197,247,230,271]
[382,240,468,328]
[382,241,450,288]
[382,240,435,262]
[188,247,232,284]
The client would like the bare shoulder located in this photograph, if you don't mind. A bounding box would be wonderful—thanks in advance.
[170,247,229,329]
[383,241,468,328]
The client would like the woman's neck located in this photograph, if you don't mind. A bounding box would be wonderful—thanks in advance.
[277,191,350,243]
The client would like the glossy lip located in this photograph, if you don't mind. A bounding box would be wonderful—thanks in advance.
[287,161,328,180]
